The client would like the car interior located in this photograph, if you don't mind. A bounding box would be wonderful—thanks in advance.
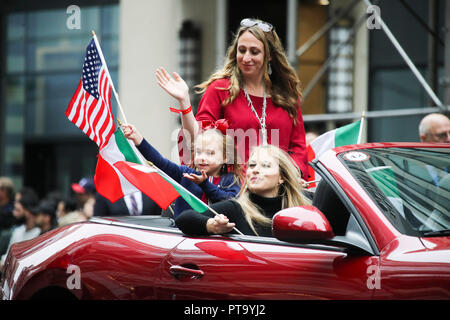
[96,178,353,238]
[312,180,351,236]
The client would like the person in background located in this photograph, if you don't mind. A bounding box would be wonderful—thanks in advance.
[0,177,15,231]
[0,177,17,260]
[71,177,96,219]
[419,113,450,143]
[45,190,63,218]
[418,113,450,188]
[94,191,162,217]
[35,199,58,235]
[58,196,87,227]
[0,187,41,268]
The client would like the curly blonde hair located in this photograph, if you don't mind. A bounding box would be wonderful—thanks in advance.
[195,20,303,124]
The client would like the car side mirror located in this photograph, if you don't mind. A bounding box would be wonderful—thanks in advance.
[272,206,334,243]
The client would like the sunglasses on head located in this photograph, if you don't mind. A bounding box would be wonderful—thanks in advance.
[240,18,273,32]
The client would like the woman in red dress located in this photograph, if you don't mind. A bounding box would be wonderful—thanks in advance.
[157,18,308,180]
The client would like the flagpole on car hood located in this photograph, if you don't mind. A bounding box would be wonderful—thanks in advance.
[357,111,365,144]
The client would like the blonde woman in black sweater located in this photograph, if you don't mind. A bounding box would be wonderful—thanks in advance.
[175,144,310,237]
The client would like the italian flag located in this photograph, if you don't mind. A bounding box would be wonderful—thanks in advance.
[307,120,362,187]
[94,128,179,209]
[114,161,210,213]
[95,128,210,212]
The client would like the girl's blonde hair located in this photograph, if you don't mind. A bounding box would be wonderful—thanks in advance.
[195,20,302,124]
[192,129,244,184]
[236,144,310,235]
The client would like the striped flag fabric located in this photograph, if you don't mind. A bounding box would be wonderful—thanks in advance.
[94,128,143,203]
[113,161,181,210]
[94,128,179,209]
[94,127,211,212]
[114,161,210,213]
[307,120,362,187]
[65,39,115,149]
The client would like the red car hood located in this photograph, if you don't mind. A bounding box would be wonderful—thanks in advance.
[417,237,450,264]
[420,237,450,251]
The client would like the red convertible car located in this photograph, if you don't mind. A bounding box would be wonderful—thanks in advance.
[1,143,449,300]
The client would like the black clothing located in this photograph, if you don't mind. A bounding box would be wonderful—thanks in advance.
[94,193,162,216]
[0,228,14,257]
[0,203,23,257]
[0,202,14,231]
[312,181,350,236]
[175,192,283,237]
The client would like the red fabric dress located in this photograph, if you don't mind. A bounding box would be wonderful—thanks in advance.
[195,78,309,179]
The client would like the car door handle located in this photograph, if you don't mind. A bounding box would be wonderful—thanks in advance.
[169,265,204,279]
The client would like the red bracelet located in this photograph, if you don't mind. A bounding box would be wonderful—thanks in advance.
[169,105,192,115]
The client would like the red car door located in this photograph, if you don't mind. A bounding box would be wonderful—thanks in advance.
[156,236,378,299]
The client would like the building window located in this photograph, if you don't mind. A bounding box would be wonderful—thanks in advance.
[327,23,353,113]
[2,4,119,191]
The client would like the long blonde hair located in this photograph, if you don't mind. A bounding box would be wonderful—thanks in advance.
[195,20,303,124]
[236,145,310,235]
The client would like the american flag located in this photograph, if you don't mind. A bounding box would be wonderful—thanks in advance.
[66,39,115,149]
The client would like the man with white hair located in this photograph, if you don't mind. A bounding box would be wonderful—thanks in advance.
[419,113,450,143]
[418,113,450,188]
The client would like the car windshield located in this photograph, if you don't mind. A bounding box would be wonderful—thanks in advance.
[338,147,450,237]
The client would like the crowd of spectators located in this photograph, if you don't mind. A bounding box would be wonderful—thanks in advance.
[0,176,97,270]
[0,175,165,273]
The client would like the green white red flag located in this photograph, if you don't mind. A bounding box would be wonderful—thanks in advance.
[94,128,180,209]
[68,35,214,213]
[113,160,210,213]
[94,127,211,213]
[113,161,180,209]
[307,120,362,187]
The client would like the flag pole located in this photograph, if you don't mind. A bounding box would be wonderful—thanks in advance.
[357,111,365,144]
[92,30,128,125]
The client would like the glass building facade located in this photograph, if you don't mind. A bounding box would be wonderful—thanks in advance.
[1,1,119,197]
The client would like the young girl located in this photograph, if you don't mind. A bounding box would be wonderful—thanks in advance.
[122,123,242,218]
